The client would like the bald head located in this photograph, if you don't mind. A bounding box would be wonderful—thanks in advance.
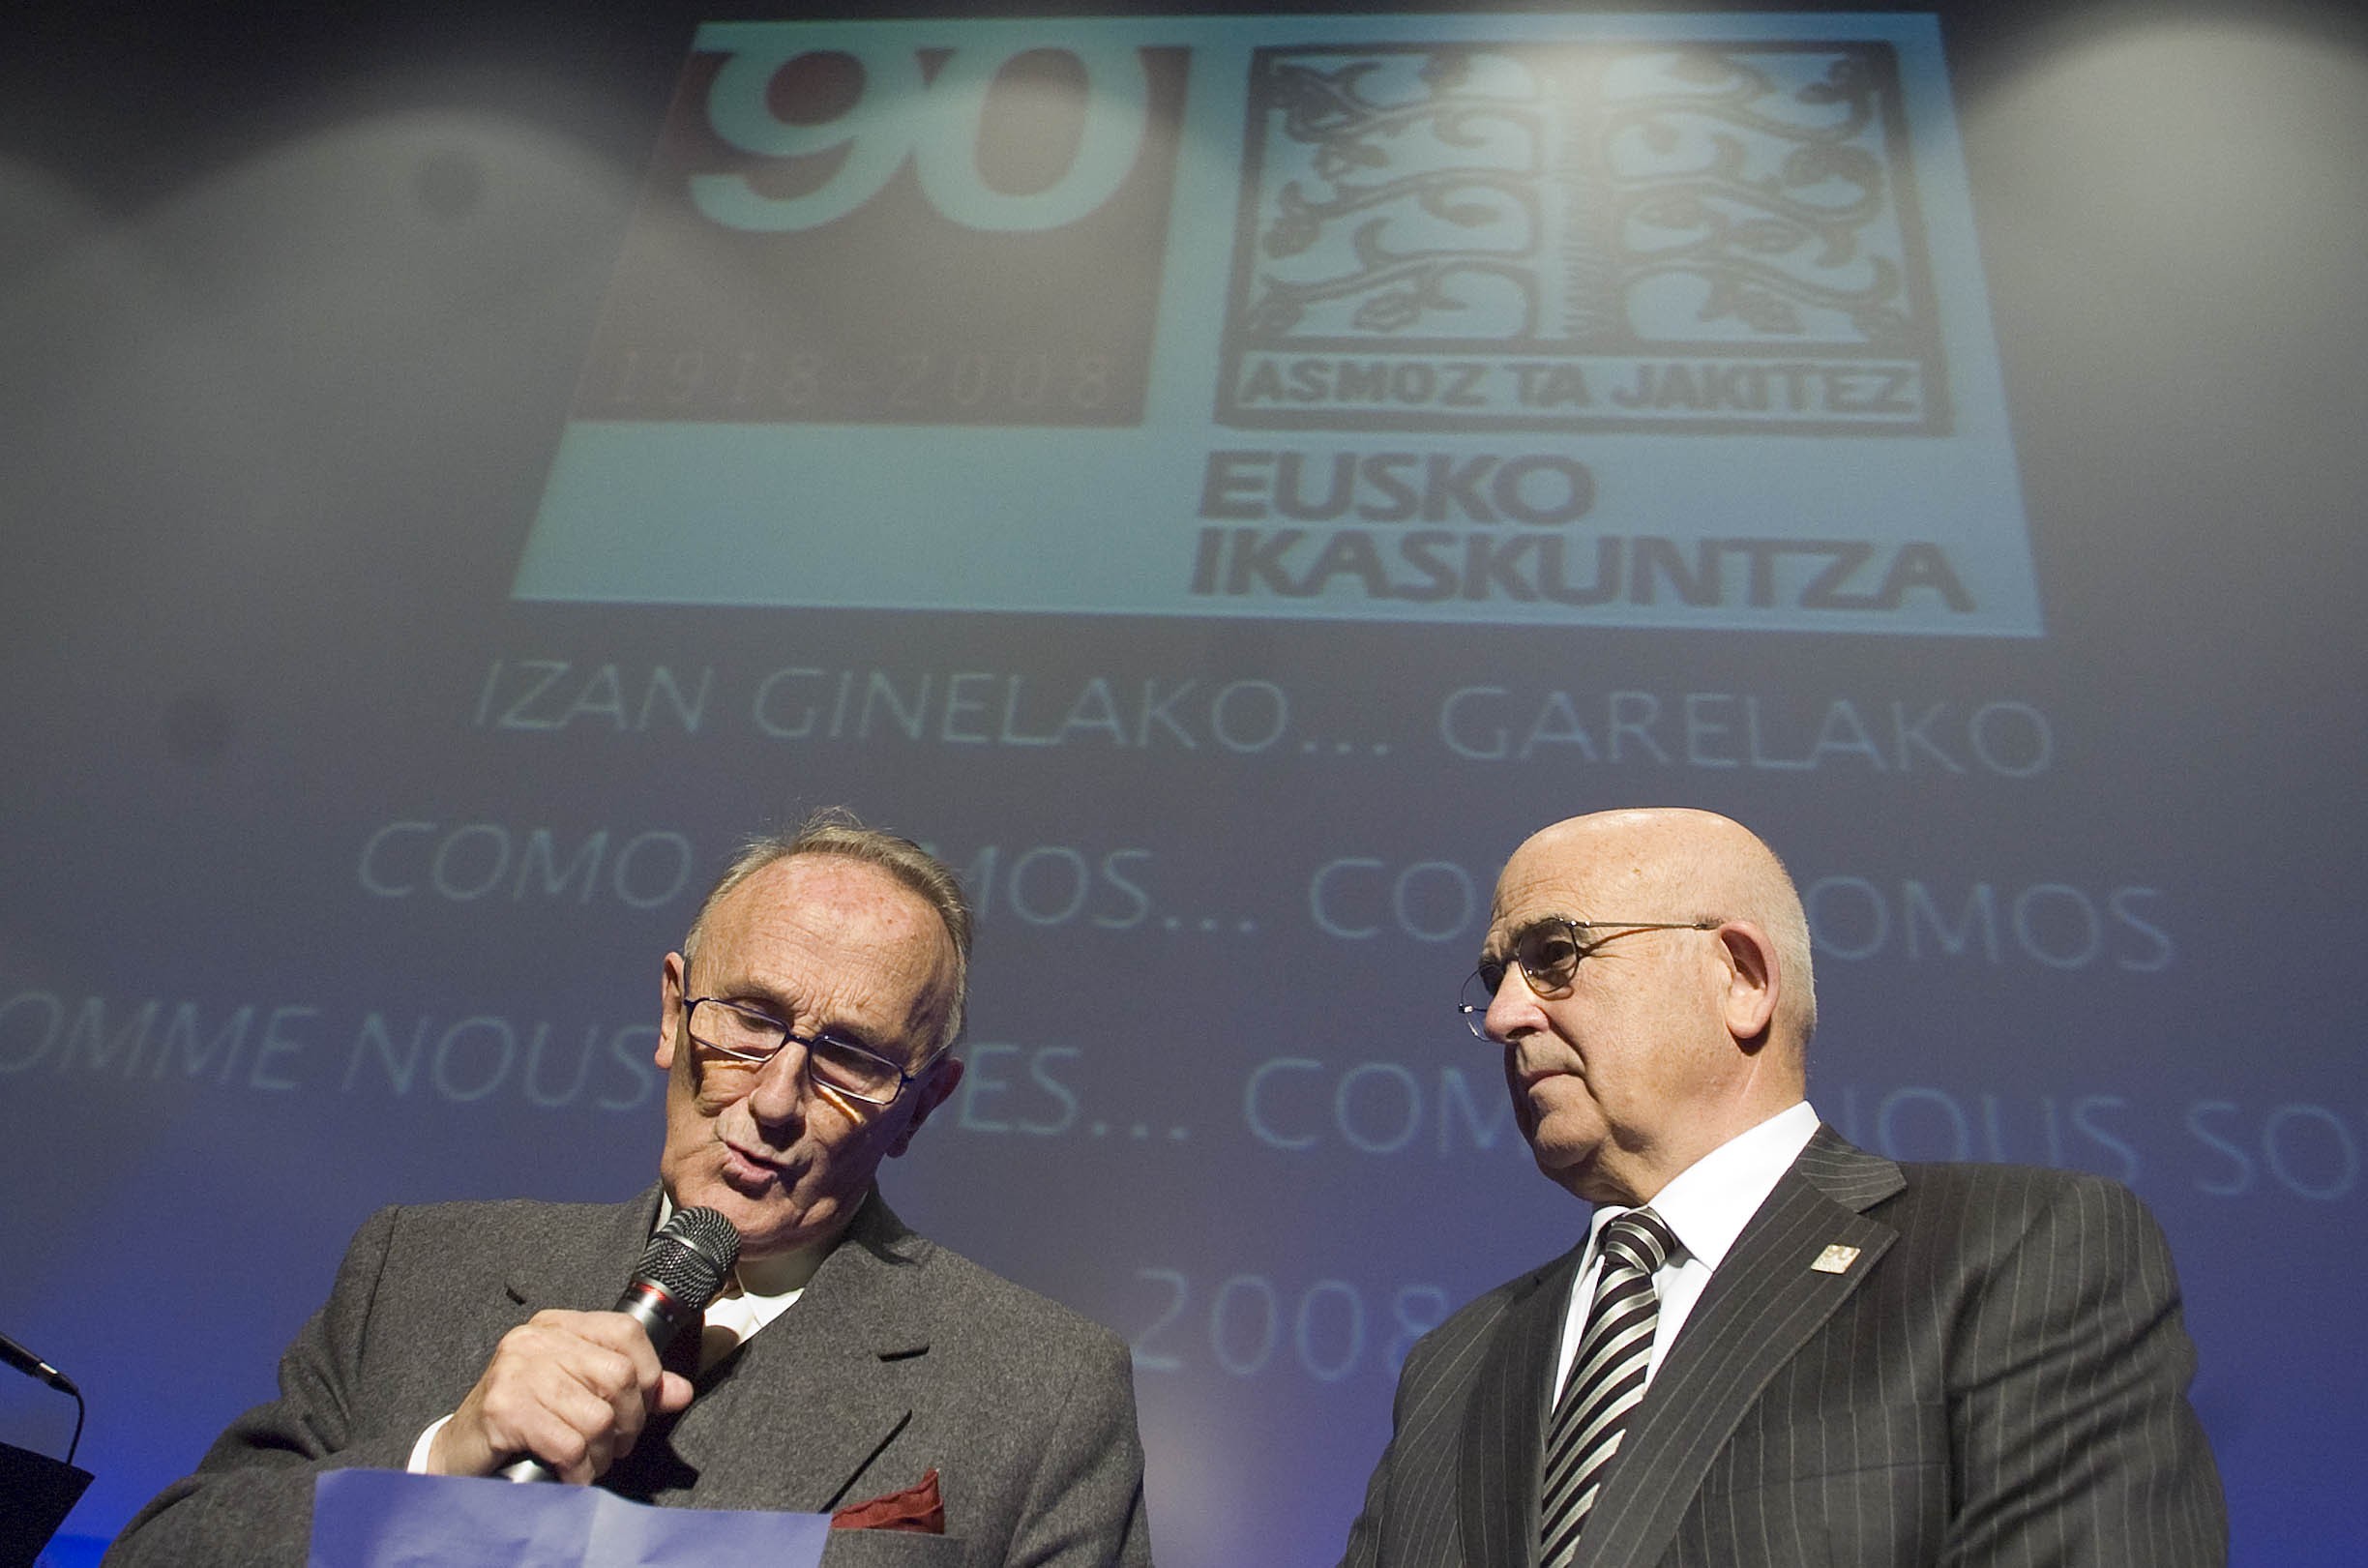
[1481,808,1816,1203]
[1503,808,1817,1055]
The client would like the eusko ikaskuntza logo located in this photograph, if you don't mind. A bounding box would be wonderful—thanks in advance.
[1219,40,1949,438]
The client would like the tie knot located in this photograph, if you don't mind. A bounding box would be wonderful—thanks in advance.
[1600,1208,1677,1275]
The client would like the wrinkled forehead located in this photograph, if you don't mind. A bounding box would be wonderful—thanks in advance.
[715,860,959,1028]
[1487,831,1668,946]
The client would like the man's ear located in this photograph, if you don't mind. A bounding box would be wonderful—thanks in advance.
[655,952,689,1072]
[887,1055,964,1159]
[1714,921,1780,1050]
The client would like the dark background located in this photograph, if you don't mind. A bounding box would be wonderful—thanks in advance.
[3,4,2363,1564]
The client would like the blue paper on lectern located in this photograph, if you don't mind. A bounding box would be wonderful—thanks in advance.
[310,1470,830,1568]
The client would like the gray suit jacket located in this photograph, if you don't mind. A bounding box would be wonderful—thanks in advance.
[105,1188,1150,1568]
[1341,1129,2227,1567]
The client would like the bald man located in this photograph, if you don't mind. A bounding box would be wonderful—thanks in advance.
[1339,809,2225,1568]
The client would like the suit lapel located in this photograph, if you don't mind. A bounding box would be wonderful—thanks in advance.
[499,1187,935,1514]
[1576,1129,1904,1567]
[666,1191,935,1513]
[502,1187,663,1315]
[1454,1253,1576,1568]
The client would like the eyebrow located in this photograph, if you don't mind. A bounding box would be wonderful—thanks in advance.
[712,984,793,1021]
[1477,913,1574,964]
[733,996,893,1056]
[821,1018,886,1052]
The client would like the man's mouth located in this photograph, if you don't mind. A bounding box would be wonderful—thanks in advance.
[721,1140,792,1187]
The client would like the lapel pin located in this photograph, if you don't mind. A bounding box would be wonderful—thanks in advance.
[1811,1243,1861,1275]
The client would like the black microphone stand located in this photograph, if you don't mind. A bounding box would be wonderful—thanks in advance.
[1,1328,92,1568]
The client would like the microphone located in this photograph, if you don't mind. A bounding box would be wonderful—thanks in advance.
[0,1327,77,1396]
[499,1204,741,1483]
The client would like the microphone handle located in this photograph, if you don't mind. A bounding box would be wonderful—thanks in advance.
[0,1328,77,1395]
[498,1284,691,1484]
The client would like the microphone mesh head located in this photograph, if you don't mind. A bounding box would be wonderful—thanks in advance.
[636,1205,742,1309]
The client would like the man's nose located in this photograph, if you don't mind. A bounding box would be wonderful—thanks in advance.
[742,1042,809,1134]
[1483,968,1549,1043]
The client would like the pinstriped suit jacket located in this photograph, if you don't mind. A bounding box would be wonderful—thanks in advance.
[1340,1129,2227,1567]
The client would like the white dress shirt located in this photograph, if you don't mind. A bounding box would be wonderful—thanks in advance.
[696,1235,819,1368]
[1549,1101,1820,1405]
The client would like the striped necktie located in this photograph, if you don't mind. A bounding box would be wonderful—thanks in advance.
[1539,1208,1679,1567]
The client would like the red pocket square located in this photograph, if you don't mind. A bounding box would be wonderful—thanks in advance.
[830,1467,945,1534]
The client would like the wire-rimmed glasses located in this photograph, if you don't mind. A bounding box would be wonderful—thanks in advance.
[1456,917,1717,1037]
[683,996,943,1106]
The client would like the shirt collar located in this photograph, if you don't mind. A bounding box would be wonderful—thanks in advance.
[1587,1100,1820,1271]
[654,1193,826,1305]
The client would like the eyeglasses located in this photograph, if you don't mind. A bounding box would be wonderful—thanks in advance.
[682,996,943,1107]
[1457,917,1717,1037]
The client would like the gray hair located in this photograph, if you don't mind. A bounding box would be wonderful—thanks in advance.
[1760,856,1819,1051]
[682,808,973,1051]
[1696,826,1818,1051]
